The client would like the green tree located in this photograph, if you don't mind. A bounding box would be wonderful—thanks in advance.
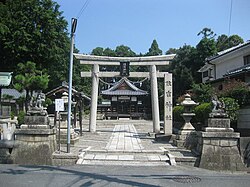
[197,27,216,39]
[0,0,70,89]
[14,61,49,111]
[191,83,214,103]
[103,48,116,57]
[166,48,178,55]
[91,47,104,56]
[173,64,194,99]
[146,39,162,56]
[115,45,136,57]
[169,45,196,99]
[216,34,244,52]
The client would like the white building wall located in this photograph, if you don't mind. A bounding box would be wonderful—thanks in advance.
[215,55,244,79]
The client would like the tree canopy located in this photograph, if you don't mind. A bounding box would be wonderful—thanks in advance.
[14,61,49,111]
[0,0,70,88]
[146,39,162,56]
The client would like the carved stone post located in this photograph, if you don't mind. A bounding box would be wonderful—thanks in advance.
[164,73,172,134]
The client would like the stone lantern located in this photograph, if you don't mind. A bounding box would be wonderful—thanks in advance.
[180,93,198,131]
[57,92,79,146]
[174,93,198,149]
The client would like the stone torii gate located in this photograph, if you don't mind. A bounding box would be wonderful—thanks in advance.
[74,54,175,134]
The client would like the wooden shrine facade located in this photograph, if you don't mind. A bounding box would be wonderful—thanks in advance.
[100,77,148,119]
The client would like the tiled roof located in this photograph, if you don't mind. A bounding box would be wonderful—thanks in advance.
[207,41,250,61]
[1,89,26,99]
[45,82,91,101]
[101,77,148,96]
[224,63,250,77]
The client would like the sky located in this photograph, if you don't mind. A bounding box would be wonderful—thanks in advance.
[55,0,250,54]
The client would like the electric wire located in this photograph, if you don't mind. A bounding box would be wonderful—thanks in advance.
[76,0,91,19]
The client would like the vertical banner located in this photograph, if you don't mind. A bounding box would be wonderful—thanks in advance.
[164,73,172,134]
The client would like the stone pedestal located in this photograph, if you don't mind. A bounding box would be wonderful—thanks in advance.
[174,113,197,149]
[11,108,57,165]
[12,128,56,165]
[57,112,79,145]
[197,115,245,171]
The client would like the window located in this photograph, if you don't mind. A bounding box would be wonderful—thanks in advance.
[203,71,208,78]
[244,55,250,65]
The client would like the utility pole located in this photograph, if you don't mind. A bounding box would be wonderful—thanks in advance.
[67,18,77,153]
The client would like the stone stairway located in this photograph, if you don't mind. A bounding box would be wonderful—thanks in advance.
[75,123,198,166]
[77,149,172,166]
[165,148,198,166]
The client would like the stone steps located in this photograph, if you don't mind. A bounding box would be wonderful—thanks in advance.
[165,148,198,166]
[76,150,171,166]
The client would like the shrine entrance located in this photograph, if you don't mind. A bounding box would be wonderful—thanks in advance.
[101,77,148,119]
[74,54,175,134]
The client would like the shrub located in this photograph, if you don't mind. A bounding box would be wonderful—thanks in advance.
[17,111,26,125]
[192,83,214,103]
[218,79,250,107]
[193,103,212,124]
[173,105,184,122]
[221,97,239,122]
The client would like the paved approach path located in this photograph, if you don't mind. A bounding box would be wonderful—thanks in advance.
[73,120,176,166]
[105,124,144,151]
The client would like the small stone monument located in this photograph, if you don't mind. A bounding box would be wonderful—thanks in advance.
[174,94,198,149]
[197,95,245,171]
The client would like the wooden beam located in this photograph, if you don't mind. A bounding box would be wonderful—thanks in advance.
[81,71,168,78]
[74,54,175,66]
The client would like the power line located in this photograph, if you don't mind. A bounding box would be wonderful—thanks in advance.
[76,0,91,19]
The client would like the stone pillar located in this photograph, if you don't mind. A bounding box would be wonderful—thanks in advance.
[197,115,245,171]
[150,65,160,133]
[164,73,172,134]
[89,64,99,132]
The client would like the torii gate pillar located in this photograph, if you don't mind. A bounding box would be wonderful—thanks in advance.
[150,65,160,133]
[89,64,99,132]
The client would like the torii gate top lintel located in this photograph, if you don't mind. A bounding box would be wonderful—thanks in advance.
[74,54,176,66]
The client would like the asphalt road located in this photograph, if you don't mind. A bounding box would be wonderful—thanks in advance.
[0,164,249,187]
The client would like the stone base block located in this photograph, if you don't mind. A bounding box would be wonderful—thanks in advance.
[21,124,51,129]
[52,152,78,166]
[204,127,234,132]
[24,115,49,125]
[198,132,245,171]
[57,137,79,145]
[12,129,56,165]
[206,118,230,128]
[174,130,197,150]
